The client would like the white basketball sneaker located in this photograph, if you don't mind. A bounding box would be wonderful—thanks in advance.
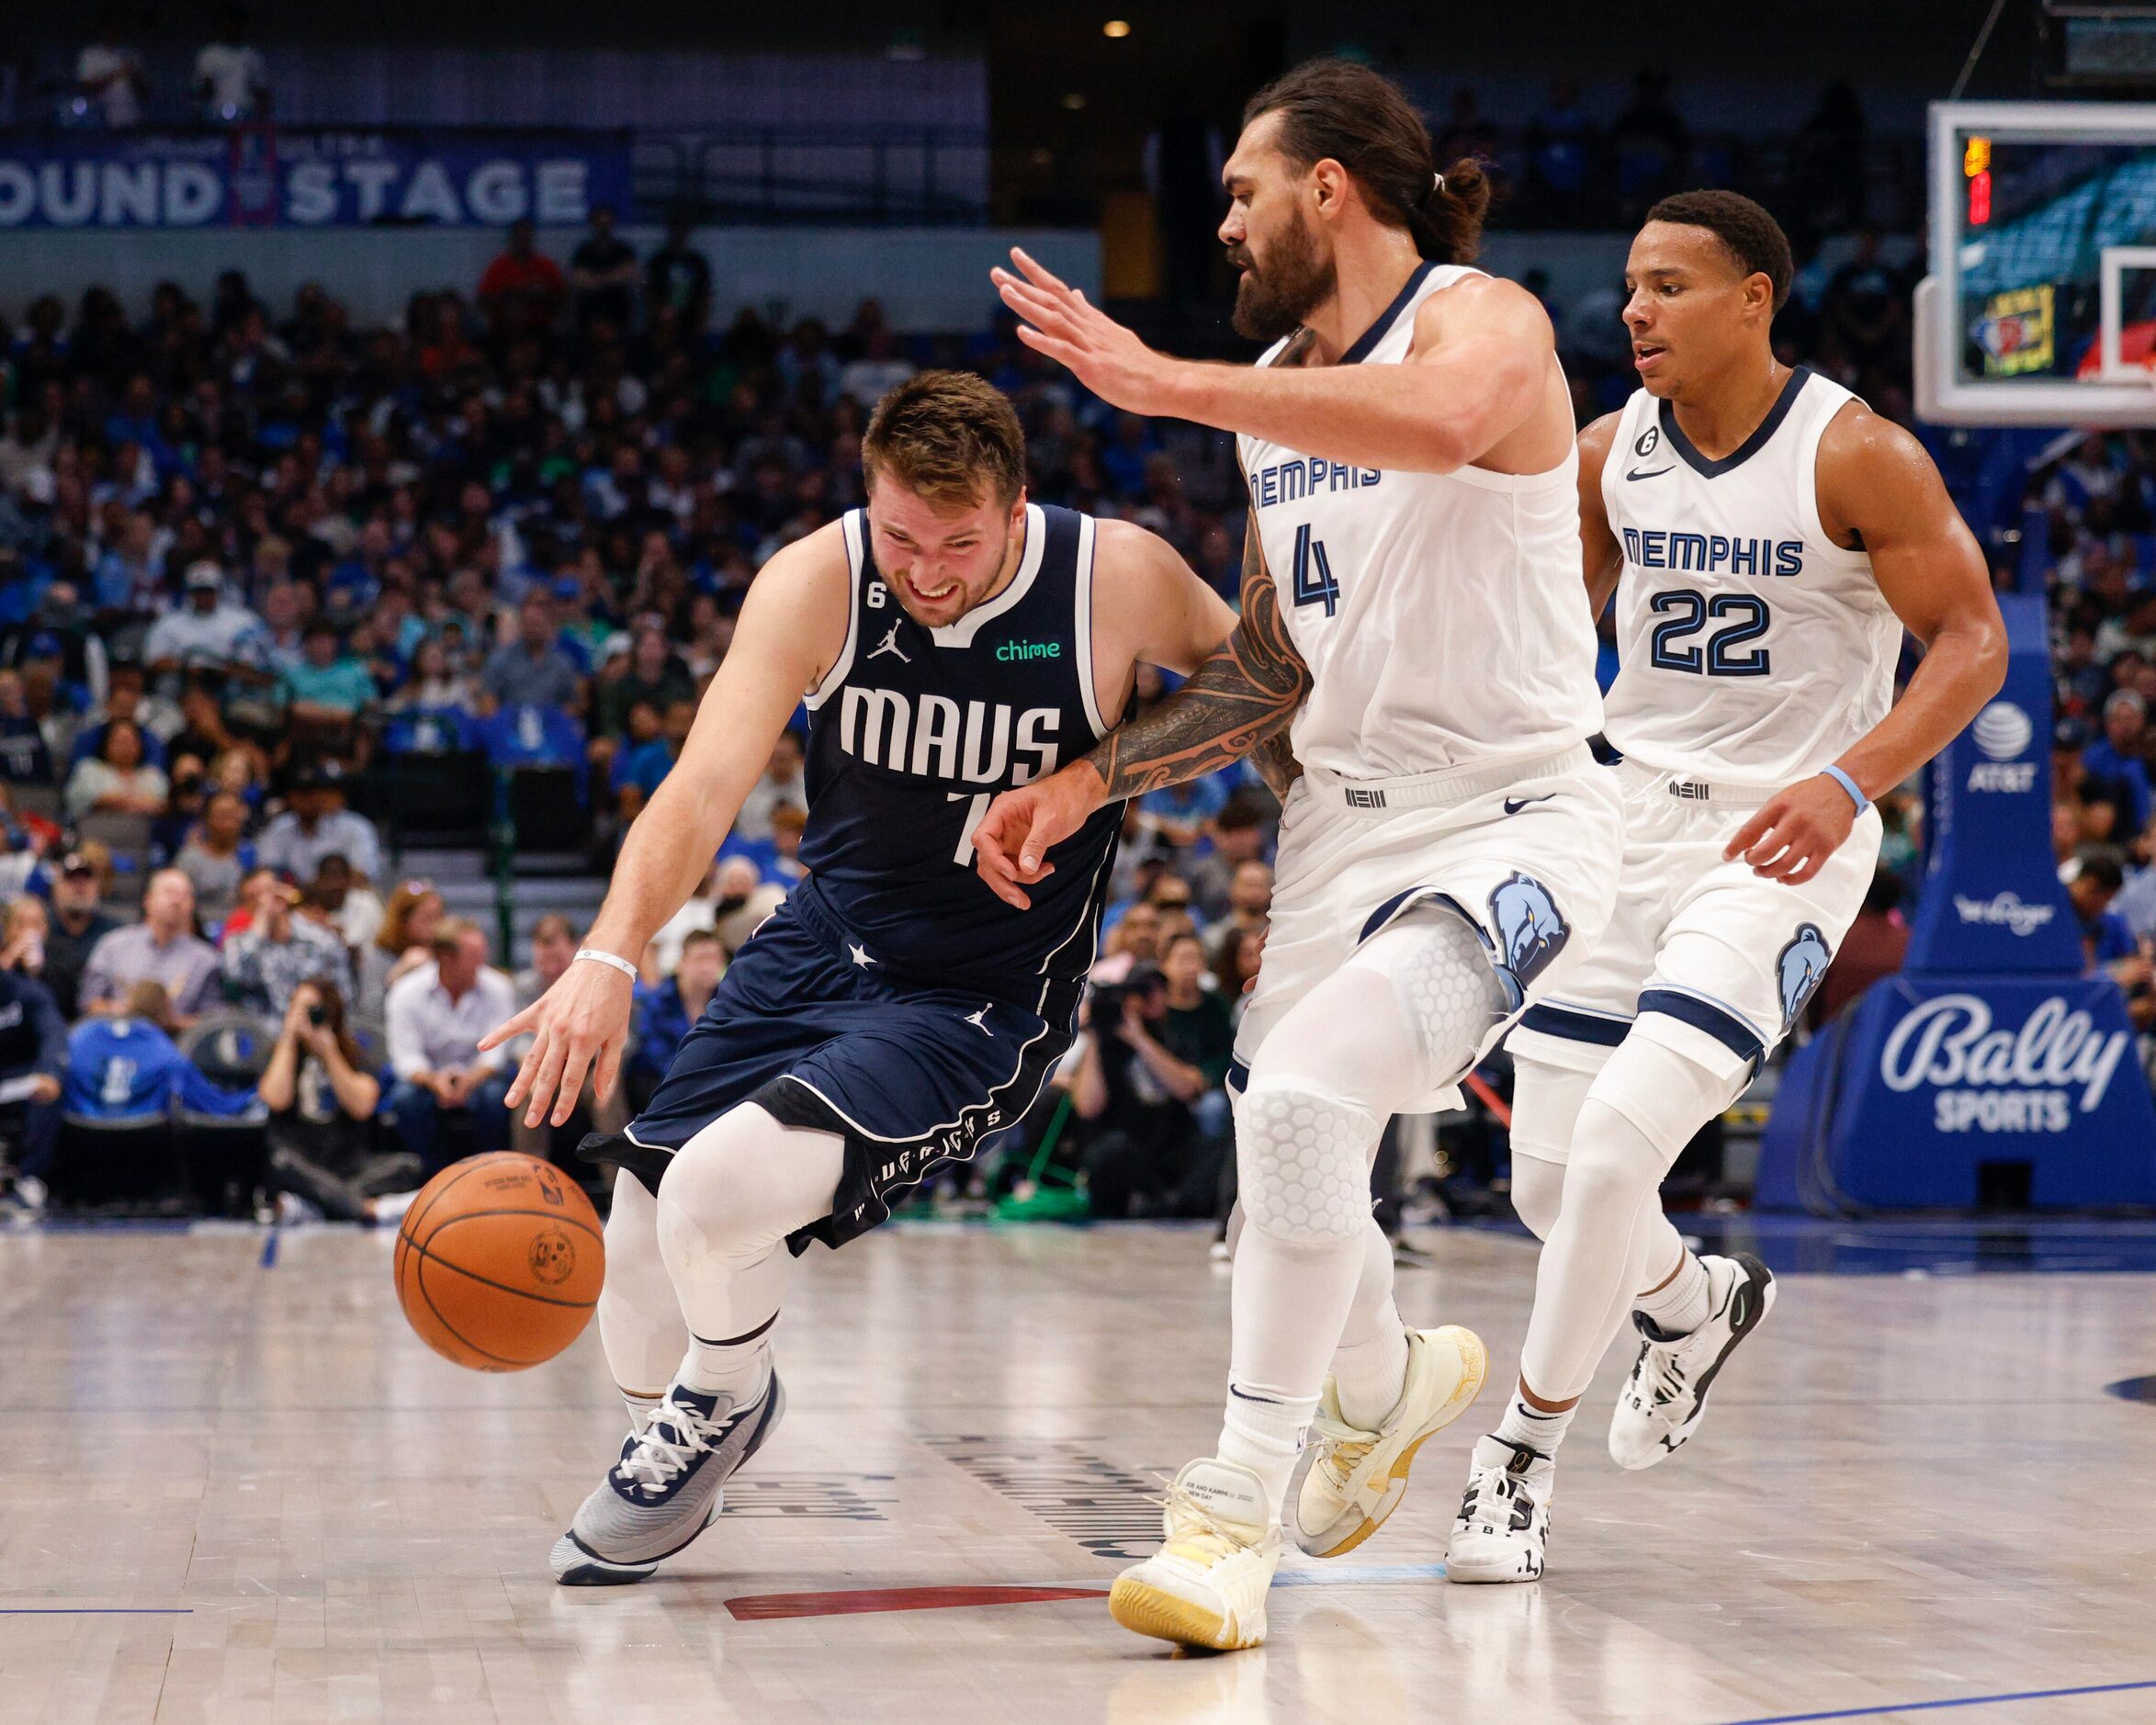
[1109,1458,1283,1652]
[1609,1252,1776,1471]
[1293,1324,1488,1558]
[1445,1435,1552,1584]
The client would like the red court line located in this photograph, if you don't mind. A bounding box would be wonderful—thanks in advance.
[725,1585,1109,1621]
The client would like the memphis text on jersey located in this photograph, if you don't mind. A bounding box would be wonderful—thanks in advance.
[837,684,1062,786]
[1248,455,1383,510]
[1622,527,1806,578]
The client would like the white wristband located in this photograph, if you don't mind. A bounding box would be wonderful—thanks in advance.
[574,947,639,982]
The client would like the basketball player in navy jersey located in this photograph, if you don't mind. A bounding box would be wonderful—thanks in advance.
[1453,193,2005,1581]
[486,372,1241,1584]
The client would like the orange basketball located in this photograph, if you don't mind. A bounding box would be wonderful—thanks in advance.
[395,1152,605,1371]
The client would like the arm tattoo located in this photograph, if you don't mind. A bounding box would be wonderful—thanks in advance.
[1249,729,1304,800]
[1087,516,1311,799]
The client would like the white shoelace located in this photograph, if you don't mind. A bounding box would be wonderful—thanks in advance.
[1458,1468,1530,1535]
[1308,1409,1383,1488]
[614,1395,723,1494]
[1643,1344,1690,1410]
[1151,1472,1259,1561]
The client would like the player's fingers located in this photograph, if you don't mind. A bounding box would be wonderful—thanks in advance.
[994,274,1062,320]
[1742,818,1792,866]
[592,1036,623,1107]
[1012,325,1080,366]
[521,1032,572,1129]
[502,1023,548,1110]
[977,862,1032,910]
[479,1001,535,1054]
[552,1038,596,1127]
[974,804,1024,870]
[1019,805,1062,875]
[1755,845,1806,882]
[1723,809,1774,862]
[1009,245,1071,293]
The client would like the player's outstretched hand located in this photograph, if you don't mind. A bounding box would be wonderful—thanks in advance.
[480,956,637,1130]
[991,248,1176,416]
[1723,774,1858,886]
[973,762,1109,910]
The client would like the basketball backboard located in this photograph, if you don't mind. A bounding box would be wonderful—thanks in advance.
[1917,100,2156,426]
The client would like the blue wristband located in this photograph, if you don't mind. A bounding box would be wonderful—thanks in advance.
[1817,764,1869,815]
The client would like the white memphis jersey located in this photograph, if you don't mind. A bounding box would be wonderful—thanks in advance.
[1600,367,1901,786]
[1236,261,1603,780]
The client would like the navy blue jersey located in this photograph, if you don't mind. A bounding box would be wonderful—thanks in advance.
[793,503,1123,994]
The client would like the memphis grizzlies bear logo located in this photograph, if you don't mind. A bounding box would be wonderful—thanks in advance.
[1777,923,1833,1032]
[1488,873,1570,988]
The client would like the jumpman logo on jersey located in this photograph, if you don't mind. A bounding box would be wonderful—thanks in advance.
[849,942,877,968]
[867,622,910,664]
[962,1005,994,1036]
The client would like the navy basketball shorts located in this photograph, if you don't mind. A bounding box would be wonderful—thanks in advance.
[622,890,1080,1253]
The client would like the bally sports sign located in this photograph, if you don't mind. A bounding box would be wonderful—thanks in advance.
[1879,993,2130,1133]
[1757,593,2156,1210]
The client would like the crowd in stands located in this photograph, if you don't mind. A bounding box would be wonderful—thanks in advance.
[4,103,2149,1223]
[0,205,1286,1221]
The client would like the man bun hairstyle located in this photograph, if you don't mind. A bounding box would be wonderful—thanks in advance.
[862,370,1027,511]
[1645,189,1794,314]
[1242,58,1491,265]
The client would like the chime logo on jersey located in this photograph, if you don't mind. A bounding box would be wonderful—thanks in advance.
[1777,924,1833,1032]
[837,684,1061,785]
[1489,873,1568,987]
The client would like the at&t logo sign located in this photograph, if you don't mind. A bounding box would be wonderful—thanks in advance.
[1965,700,2036,793]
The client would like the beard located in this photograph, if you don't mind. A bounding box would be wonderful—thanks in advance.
[1230,210,1336,344]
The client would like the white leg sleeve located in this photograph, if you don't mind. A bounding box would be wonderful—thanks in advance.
[1512,1053,1710,1282]
[1224,908,1510,1513]
[597,1167,689,1402]
[1517,1035,1745,1402]
[655,1102,847,1363]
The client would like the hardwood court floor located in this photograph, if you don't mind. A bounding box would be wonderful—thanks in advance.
[3,1218,2154,1725]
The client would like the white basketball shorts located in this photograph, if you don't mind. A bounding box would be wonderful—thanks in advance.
[1505,758,1883,1085]
[1233,741,1627,1112]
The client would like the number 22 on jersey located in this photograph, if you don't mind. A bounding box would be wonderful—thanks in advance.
[1648,590,1770,677]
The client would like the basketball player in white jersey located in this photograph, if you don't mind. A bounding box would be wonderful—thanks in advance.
[1447,192,2007,1583]
[973,60,1625,1650]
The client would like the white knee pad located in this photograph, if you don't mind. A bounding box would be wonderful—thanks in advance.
[1583,1029,1749,1162]
[1345,908,1510,1093]
[1236,1079,1380,1247]
[656,1102,846,1283]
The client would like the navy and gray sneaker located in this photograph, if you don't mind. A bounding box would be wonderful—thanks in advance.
[550,1374,786,1585]
[1609,1252,1775,1471]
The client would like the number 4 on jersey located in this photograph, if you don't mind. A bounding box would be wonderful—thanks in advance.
[1291,524,1339,616]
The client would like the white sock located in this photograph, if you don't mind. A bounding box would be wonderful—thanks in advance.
[1329,1217,1411,1429]
[621,1388,663,1434]
[1219,1380,1318,1516]
[677,1316,775,1406]
[1493,1392,1575,1460]
[1332,1322,1411,1431]
[1637,1247,1713,1336]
